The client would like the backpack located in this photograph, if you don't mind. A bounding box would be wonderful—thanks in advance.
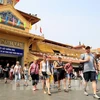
[79,54,85,71]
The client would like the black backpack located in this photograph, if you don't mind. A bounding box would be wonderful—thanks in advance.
[79,54,85,71]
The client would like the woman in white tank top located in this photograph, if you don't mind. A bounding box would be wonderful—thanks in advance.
[14,61,21,87]
[40,55,51,95]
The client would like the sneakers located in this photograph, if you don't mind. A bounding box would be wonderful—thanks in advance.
[84,90,100,99]
[58,88,61,91]
[47,92,51,96]
[68,84,71,88]
[93,94,100,99]
[96,89,99,92]
[33,88,36,91]
[64,89,69,92]
[5,81,7,84]
[84,91,88,96]
[33,86,36,91]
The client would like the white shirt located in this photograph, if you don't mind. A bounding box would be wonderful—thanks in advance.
[41,61,50,72]
[14,65,21,73]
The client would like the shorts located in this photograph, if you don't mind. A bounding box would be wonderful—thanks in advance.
[66,73,73,78]
[31,74,39,85]
[42,72,50,80]
[83,71,96,82]
[4,72,9,78]
[53,70,66,82]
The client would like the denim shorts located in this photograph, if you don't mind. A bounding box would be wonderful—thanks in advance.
[66,73,72,78]
[42,72,50,80]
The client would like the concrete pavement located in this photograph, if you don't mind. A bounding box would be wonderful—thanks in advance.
[0,79,100,100]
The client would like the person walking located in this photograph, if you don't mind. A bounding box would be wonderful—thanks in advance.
[29,58,39,91]
[80,46,100,99]
[3,63,10,83]
[0,65,3,79]
[9,65,14,80]
[14,61,22,87]
[64,60,73,88]
[23,64,29,86]
[40,55,52,95]
[53,56,68,92]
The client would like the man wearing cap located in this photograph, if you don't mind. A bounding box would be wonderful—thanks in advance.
[80,46,100,99]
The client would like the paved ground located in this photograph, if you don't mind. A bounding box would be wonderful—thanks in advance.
[0,79,100,100]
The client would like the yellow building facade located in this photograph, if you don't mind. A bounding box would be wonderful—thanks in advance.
[0,0,44,67]
[0,0,85,68]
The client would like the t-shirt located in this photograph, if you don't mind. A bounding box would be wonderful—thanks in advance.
[81,53,95,73]
[14,65,21,73]
[4,66,10,73]
[64,63,73,74]
[30,63,39,74]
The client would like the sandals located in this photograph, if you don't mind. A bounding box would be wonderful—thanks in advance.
[48,92,51,96]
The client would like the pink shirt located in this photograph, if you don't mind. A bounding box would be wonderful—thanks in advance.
[64,63,73,74]
[30,63,39,74]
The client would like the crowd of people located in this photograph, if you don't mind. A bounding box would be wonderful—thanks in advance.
[0,46,100,99]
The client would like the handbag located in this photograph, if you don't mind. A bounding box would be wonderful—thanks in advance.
[50,75,53,83]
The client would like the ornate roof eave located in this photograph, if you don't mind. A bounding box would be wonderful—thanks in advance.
[17,9,41,25]
[73,45,85,49]
[0,24,44,40]
[44,39,73,48]
[0,4,40,25]
[29,51,80,64]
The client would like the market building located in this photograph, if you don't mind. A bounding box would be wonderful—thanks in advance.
[0,0,44,67]
[0,0,96,69]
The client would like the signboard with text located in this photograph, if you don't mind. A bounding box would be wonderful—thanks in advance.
[0,46,24,56]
